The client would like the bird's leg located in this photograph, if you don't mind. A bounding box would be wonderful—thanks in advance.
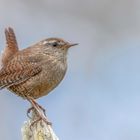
[27,104,46,118]
[26,96,52,126]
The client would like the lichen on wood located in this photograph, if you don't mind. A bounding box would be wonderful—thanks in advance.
[21,108,59,140]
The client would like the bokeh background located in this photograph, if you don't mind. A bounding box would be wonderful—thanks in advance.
[0,0,140,140]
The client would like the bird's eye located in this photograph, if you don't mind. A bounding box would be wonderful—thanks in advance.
[51,42,59,47]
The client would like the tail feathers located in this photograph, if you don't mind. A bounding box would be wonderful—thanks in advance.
[5,27,19,51]
[2,27,19,66]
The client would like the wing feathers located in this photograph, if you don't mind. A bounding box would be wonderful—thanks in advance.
[0,57,42,89]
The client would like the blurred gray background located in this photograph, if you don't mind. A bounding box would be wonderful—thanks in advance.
[0,0,140,140]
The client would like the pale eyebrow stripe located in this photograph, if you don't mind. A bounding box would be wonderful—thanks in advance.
[42,40,65,46]
[42,40,57,45]
[42,41,48,45]
[48,40,57,44]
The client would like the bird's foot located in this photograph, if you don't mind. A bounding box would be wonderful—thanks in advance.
[27,105,46,118]
[30,115,52,129]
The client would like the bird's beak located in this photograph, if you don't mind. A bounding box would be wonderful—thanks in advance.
[68,43,78,48]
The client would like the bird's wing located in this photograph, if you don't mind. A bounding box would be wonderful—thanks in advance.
[0,54,42,89]
[2,27,19,66]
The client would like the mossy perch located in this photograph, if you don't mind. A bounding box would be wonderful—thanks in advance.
[21,108,59,140]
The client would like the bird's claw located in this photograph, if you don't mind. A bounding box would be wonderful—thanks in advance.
[30,117,52,130]
[27,105,46,119]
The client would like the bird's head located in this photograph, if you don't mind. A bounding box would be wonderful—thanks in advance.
[39,38,78,55]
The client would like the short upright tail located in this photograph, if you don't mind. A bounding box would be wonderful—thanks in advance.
[1,27,19,66]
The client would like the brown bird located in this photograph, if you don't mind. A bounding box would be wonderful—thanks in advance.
[0,27,78,124]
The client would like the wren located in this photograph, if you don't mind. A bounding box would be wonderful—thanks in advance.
[0,27,78,124]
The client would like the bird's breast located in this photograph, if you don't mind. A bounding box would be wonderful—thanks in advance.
[29,58,67,98]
